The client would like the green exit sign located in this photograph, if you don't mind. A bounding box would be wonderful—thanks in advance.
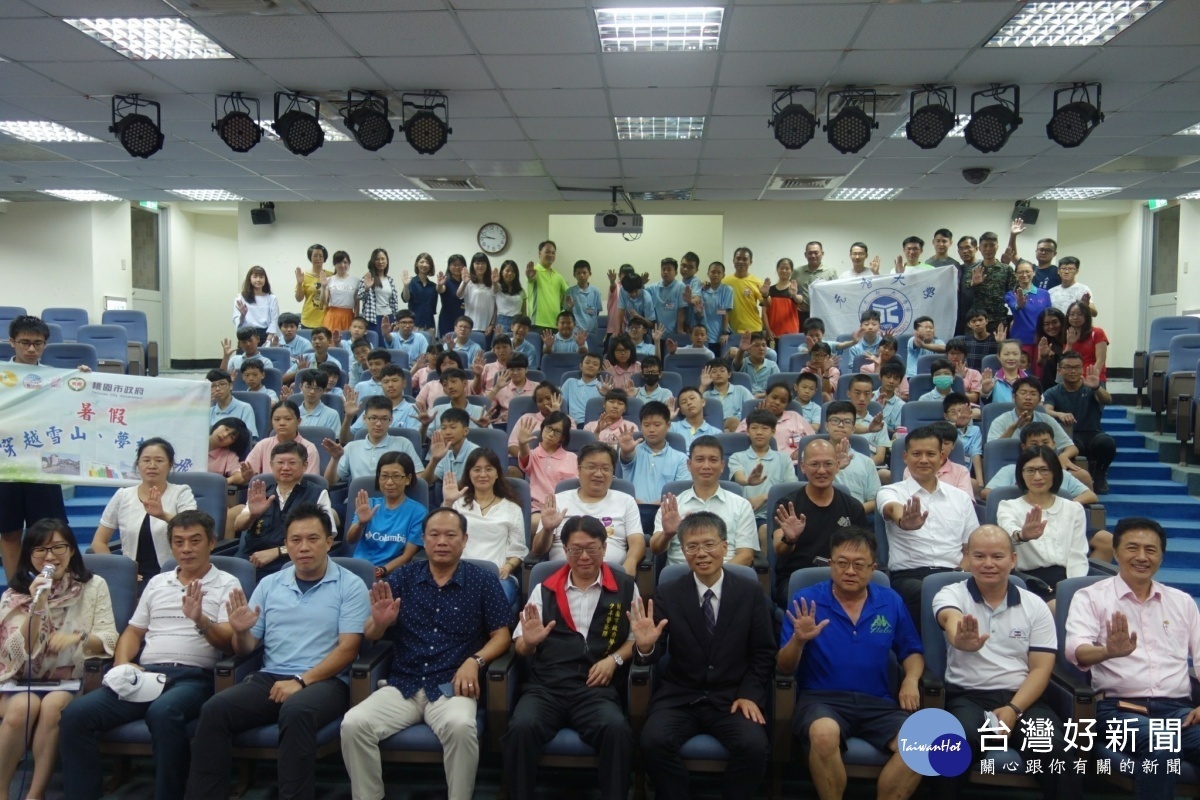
[139,200,158,210]
[1148,199,1169,210]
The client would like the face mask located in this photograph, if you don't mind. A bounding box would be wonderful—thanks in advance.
[932,375,955,391]
[643,373,660,386]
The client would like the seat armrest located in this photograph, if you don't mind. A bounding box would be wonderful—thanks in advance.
[215,646,263,693]
[1083,503,1105,534]
[771,670,795,764]
[487,648,516,752]
[1133,351,1147,390]
[211,539,240,557]
[1087,557,1118,577]
[350,641,394,707]
[1178,395,1194,448]
[919,669,944,709]
[146,341,159,377]
[1052,664,1096,722]
[83,657,113,694]
[629,664,652,735]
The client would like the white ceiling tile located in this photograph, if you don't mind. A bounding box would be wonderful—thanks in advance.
[3,94,108,122]
[1106,0,1200,48]
[309,0,443,10]
[701,138,779,160]
[0,19,127,61]
[28,60,183,96]
[253,159,331,177]
[457,10,595,55]
[450,0,585,9]
[4,160,114,178]
[306,159,400,177]
[1061,172,1157,188]
[618,140,703,159]
[250,58,383,93]
[1133,136,1200,157]
[0,63,81,97]
[478,175,556,190]
[543,158,621,177]
[504,90,608,119]
[602,53,719,89]
[138,60,281,95]
[272,176,352,191]
[484,55,602,90]
[1100,110,1200,137]
[696,174,769,189]
[196,16,354,59]
[718,51,843,88]
[324,12,472,57]
[698,157,779,175]
[712,87,772,117]
[692,189,762,200]
[852,3,1015,50]
[450,140,539,160]
[466,159,546,176]
[829,50,971,86]
[444,91,513,119]
[608,88,712,117]
[450,117,526,141]
[703,117,774,142]
[488,190,564,200]
[25,141,125,160]
[725,5,870,52]
[367,57,496,92]
[1064,47,1200,85]
[24,0,167,13]
[952,48,1094,85]
[620,178,694,192]
[621,159,697,177]
[0,0,41,16]
[533,140,618,159]
[1124,82,1200,114]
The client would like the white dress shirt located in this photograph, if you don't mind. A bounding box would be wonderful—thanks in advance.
[876,477,977,571]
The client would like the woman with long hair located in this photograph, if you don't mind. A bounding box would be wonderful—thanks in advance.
[232,265,279,342]
[0,519,117,798]
[436,254,467,340]
[347,452,426,579]
[493,259,526,336]
[294,244,331,330]
[90,438,198,581]
[208,417,251,485]
[321,249,357,337]
[356,248,400,339]
[764,257,801,341]
[401,252,438,340]
[1034,307,1067,387]
[457,252,498,340]
[1065,301,1108,383]
[442,448,527,603]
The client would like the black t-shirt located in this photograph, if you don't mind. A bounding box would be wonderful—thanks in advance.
[1043,383,1104,433]
[773,486,869,604]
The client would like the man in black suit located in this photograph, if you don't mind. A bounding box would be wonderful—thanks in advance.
[633,511,777,800]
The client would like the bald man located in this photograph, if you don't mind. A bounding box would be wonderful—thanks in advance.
[932,526,1079,799]
[771,439,868,607]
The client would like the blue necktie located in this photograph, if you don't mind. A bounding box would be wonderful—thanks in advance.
[702,589,716,635]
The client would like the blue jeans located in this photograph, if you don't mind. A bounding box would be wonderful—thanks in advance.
[1095,697,1200,799]
[60,664,212,800]
[501,574,519,606]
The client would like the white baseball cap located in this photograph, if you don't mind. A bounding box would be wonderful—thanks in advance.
[102,664,166,703]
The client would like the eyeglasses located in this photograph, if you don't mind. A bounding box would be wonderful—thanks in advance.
[31,543,70,558]
[580,464,613,475]
[1021,467,1052,476]
[14,339,46,349]
[364,416,392,424]
[804,460,836,471]
[826,417,854,428]
[682,540,724,555]
[379,473,408,483]
[542,427,565,437]
[566,545,603,558]
[831,559,872,572]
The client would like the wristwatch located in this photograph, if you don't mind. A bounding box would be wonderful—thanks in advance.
[611,653,625,667]
[1005,702,1023,718]
[194,616,212,635]
[293,674,307,688]
[278,545,288,556]
[472,655,487,669]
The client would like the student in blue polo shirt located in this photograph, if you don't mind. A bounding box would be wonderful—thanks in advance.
[617,401,689,532]
[777,527,924,800]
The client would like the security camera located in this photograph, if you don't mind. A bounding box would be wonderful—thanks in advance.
[962,168,991,185]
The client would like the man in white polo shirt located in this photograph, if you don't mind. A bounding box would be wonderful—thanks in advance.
[651,435,759,567]
[60,510,241,800]
[933,525,1079,799]
[876,426,977,629]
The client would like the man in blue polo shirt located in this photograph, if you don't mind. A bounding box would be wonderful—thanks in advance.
[184,504,370,800]
[649,257,686,331]
[777,527,924,800]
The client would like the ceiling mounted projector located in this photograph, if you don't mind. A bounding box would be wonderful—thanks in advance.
[594,212,643,234]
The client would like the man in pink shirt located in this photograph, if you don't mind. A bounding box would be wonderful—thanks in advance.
[1065,517,1200,798]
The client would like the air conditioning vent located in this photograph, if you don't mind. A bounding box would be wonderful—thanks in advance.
[768,176,844,191]
[409,177,485,191]
[163,0,308,15]
[818,89,907,116]
[630,189,692,201]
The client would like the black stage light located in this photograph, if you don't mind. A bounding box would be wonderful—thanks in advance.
[401,91,452,155]
[273,92,324,157]
[342,90,394,152]
[906,86,957,149]
[110,94,164,159]
[213,93,262,153]
[1048,83,1104,148]
[965,84,1022,154]
[768,87,819,150]
[826,88,878,155]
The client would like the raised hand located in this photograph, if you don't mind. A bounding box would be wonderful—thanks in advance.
[268,333,280,347]
[494,368,511,390]
[574,328,589,347]
[491,267,500,284]
[628,597,667,652]
[1001,246,1016,265]
[1016,408,1034,428]
[747,462,765,486]
[1084,363,1102,389]
[774,502,807,542]
[970,264,984,286]
[1080,292,1092,307]
[182,579,207,623]
[1010,218,1026,236]
[834,436,851,470]
[279,384,294,401]
[786,598,829,643]
[235,298,249,318]
[1065,326,1079,346]
[896,496,928,531]
[597,376,615,395]
[363,273,375,289]
[295,354,311,369]
[660,493,681,535]
[526,261,537,280]
[1019,506,1047,542]
[994,322,1008,342]
[428,430,448,462]
[564,294,574,309]
[867,411,885,433]
[699,366,714,390]
[1037,337,1052,361]
[437,272,447,287]
[519,602,556,647]
[607,268,618,285]
[665,338,679,355]
[761,277,772,297]
[548,391,563,413]
[142,485,165,519]
[617,426,642,457]
[981,368,995,395]
[541,329,556,348]
[540,494,566,531]
[471,352,485,377]
[950,614,990,652]
[1104,611,1138,659]
[517,416,538,448]
[322,438,345,459]
[295,266,304,284]
[369,581,401,628]
[401,269,411,286]
[226,588,261,633]
[443,471,467,505]
[682,285,692,305]
[342,386,360,420]
[665,396,676,416]
[894,255,905,273]
[1016,289,1027,308]
[380,317,392,337]
[355,489,378,524]
[652,323,665,342]
[245,480,274,518]
[238,461,255,484]
[221,338,235,359]
[870,255,881,275]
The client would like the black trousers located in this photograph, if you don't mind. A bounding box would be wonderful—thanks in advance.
[937,687,1081,800]
[502,684,633,800]
[1072,430,1116,472]
[890,567,955,634]
[641,701,769,800]
[184,672,348,800]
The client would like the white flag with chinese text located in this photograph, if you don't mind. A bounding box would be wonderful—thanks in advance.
[809,267,958,340]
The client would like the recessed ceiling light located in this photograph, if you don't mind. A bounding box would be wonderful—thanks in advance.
[64,17,234,60]
[256,119,349,144]
[595,7,723,53]
[169,189,245,201]
[632,190,693,201]
[1175,123,1200,136]
[826,187,902,202]
[1034,187,1121,200]
[1177,191,1200,200]
[40,189,122,202]
[360,189,433,201]
[0,121,101,143]
[615,116,705,141]
[986,1,1162,48]
[890,115,970,140]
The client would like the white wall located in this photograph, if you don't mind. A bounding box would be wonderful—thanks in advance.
[548,214,724,278]
[1179,200,1200,315]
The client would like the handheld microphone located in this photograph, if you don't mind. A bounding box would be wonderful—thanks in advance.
[31,564,56,605]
